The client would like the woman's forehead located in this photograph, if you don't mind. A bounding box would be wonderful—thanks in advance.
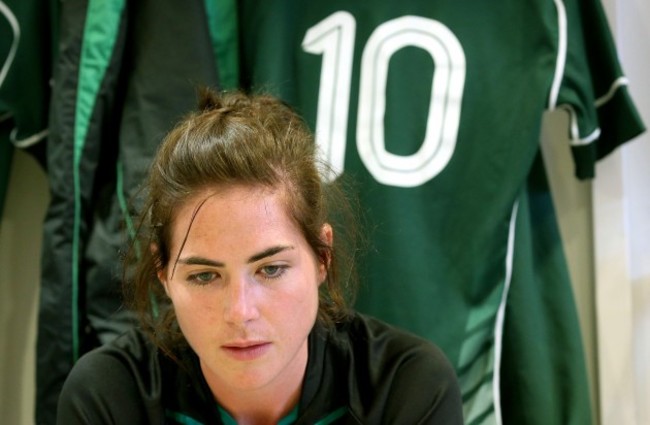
[171,185,292,234]
[166,184,309,262]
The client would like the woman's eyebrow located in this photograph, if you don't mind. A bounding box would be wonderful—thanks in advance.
[247,245,294,263]
[176,246,294,267]
[177,256,224,267]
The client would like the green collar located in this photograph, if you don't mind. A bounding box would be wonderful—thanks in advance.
[217,404,299,425]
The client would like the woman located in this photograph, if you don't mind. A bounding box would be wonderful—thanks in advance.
[57,89,463,424]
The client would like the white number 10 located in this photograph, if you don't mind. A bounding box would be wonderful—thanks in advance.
[303,12,466,187]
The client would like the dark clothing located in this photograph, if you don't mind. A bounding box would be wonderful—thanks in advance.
[58,313,463,424]
[0,0,57,215]
[36,1,235,422]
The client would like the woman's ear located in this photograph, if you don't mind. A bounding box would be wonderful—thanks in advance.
[318,223,333,283]
[321,223,333,247]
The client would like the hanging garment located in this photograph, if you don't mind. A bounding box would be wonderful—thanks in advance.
[0,0,57,216]
[37,0,237,423]
[236,0,645,423]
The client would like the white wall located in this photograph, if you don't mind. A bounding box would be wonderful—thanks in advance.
[593,1,650,424]
[541,110,600,422]
[0,149,46,425]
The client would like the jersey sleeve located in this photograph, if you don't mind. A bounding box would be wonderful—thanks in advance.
[56,349,151,425]
[552,0,645,179]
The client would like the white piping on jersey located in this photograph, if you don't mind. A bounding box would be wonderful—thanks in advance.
[0,1,37,148]
[492,200,519,425]
[558,103,602,146]
[556,74,629,146]
[0,1,19,89]
[548,1,629,146]
[0,2,48,150]
[548,0,568,109]
[11,127,49,148]
[595,76,629,107]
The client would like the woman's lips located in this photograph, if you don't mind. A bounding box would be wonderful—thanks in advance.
[221,342,272,361]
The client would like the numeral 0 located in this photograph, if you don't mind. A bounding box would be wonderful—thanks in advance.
[303,12,466,187]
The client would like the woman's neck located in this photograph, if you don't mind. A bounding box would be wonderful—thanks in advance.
[217,386,301,425]
[201,343,308,425]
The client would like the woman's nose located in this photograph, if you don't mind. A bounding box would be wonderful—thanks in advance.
[222,275,260,325]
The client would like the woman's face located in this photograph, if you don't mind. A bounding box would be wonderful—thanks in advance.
[159,185,327,395]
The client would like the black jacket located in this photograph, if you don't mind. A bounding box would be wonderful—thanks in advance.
[58,313,463,424]
[36,1,232,422]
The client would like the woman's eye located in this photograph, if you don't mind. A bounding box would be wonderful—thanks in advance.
[188,271,218,285]
[260,265,286,279]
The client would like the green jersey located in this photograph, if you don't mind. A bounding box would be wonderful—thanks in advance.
[0,0,57,216]
[237,0,645,424]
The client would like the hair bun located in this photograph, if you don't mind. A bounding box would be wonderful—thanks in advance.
[197,86,223,112]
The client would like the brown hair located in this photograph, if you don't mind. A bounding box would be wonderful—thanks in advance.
[124,88,359,355]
